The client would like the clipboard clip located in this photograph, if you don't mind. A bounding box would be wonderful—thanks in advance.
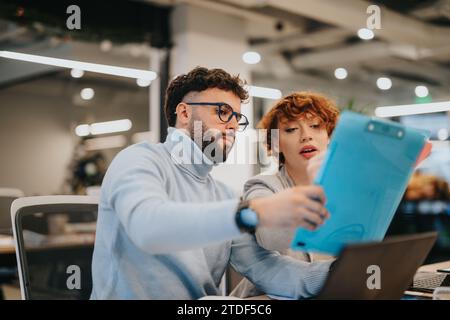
[366,120,405,139]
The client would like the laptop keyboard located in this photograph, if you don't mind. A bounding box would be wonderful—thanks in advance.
[410,272,450,293]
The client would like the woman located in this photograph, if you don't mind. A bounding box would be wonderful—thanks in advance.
[231,91,339,298]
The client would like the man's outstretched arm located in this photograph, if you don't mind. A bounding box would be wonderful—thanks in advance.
[230,233,332,299]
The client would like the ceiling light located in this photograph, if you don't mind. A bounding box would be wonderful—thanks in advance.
[136,78,151,87]
[0,50,157,80]
[357,28,375,40]
[70,68,84,78]
[242,51,261,64]
[376,77,392,90]
[75,119,133,136]
[375,101,450,117]
[415,85,429,98]
[247,85,282,100]
[334,67,348,80]
[90,119,132,135]
[75,124,90,137]
[80,88,95,100]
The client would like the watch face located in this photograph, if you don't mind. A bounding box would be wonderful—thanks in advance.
[240,208,259,228]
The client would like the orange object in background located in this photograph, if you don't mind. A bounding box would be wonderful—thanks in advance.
[405,171,450,201]
[406,142,450,201]
[415,141,432,167]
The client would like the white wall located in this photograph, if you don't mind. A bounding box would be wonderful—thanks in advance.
[0,73,149,195]
[0,88,74,195]
[171,4,256,195]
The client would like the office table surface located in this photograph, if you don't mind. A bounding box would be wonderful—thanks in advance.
[402,260,450,299]
[245,260,450,300]
[0,233,95,254]
[1,235,449,300]
[418,260,450,273]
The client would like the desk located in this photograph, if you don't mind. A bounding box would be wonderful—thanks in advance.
[247,260,450,300]
[418,260,450,273]
[0,236,15,255]
[0,234,95,280]
[0,233,95,254]
[403,260,450,299]
[0,233,95,300]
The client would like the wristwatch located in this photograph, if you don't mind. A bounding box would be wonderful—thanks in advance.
[235,200,259,234]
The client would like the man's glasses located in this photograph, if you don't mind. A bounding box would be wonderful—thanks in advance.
[183,102,249,131]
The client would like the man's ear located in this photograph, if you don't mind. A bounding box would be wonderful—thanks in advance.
[175,102,191,126]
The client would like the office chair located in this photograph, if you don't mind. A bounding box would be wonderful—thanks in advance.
[0,188,24,296]
[0,188,24,234]
[11,195,98,300]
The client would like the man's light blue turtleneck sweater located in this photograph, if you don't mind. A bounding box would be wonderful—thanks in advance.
[90,127,331,299]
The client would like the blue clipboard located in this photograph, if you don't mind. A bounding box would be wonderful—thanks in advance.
[291,111,429,255]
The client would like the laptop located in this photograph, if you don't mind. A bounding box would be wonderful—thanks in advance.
[410,271,450,294]
[316,232,437,299]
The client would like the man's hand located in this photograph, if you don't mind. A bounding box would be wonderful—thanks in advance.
[250,185,330,231]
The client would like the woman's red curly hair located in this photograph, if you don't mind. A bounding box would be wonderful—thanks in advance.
[258,92,340,162]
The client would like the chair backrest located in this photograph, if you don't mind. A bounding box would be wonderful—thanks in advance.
[0,188,24,234]
[11,195,98,300]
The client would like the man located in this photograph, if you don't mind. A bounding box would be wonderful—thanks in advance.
[90,67,332,299]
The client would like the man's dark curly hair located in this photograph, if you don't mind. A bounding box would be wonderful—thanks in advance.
[164,67,249,127]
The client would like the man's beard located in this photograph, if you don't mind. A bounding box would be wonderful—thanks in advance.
[189,119,234,164]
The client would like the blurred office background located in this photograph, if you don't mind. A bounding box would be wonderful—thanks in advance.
[0,0,449,298]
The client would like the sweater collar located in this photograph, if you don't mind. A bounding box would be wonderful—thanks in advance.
[279,165,296,188]
[163,127,215,179]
